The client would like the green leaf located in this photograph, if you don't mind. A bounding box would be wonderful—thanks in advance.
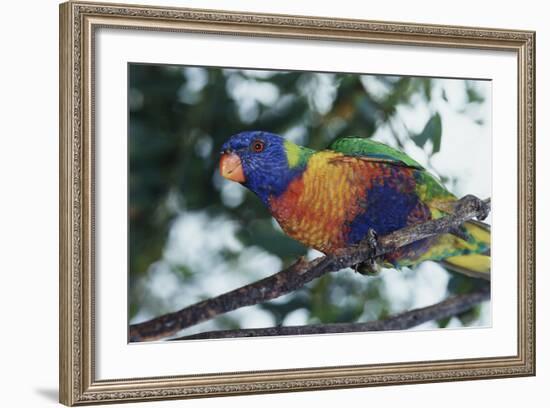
[412,113,442,155]
[437,316,451,328]
[466,83,484,104]
[421,78,432,102]
[431,124,442,154]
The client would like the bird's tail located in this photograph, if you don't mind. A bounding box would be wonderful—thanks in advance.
[391,220,491,280]
[439,220,491,280]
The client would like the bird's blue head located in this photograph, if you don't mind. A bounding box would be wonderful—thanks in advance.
[220,131,311,204]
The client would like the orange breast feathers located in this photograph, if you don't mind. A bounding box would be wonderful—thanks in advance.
[268,151,397,253]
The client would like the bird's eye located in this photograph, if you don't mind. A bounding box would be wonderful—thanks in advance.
[251,140,265,153]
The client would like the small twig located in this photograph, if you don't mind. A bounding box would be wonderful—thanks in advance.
[173,286,490,340]
[129,195,490,342]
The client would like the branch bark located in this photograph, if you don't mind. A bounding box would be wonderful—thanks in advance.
[172,286,490,340]
[129,195,490,342]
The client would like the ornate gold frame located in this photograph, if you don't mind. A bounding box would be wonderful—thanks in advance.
[59,1,536,405]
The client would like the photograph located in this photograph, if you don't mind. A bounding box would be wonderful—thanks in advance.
[127,64,492,342]
[57,2,536,404]
[0,0,544,404]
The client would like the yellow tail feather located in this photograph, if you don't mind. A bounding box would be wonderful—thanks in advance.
[440,221,491,280]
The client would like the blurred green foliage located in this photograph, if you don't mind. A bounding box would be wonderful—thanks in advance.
[129,63,488,334]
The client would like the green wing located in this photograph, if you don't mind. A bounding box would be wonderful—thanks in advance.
[328,137,423,169]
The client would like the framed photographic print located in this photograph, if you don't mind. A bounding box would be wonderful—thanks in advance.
[59,1,536,405]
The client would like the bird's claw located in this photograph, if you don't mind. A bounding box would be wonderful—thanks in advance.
[366,228,379,251]
[354,228,380,276]
[354,260,380,276]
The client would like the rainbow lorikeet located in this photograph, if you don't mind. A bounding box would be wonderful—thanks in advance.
[219,131,490,278]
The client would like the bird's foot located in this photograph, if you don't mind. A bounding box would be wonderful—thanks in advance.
[354,261,380,276]
[354,228,380,276]
[365,227,379,250]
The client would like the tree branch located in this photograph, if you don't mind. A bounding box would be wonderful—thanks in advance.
[172,286,490,340]
[129,195,490,342]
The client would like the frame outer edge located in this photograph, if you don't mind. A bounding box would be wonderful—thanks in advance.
[532,30,536,376]
[59,1,536,404]
[59,1,76,406]
[517,30,536,376]
[526,30,536,375]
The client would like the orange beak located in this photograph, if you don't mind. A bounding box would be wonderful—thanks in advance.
[220,152,246,183]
